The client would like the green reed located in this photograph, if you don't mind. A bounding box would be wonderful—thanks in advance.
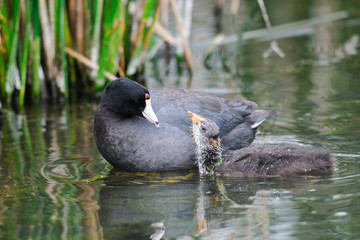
[5,0,20,102]
[33,1,41,102]
[19,0,32,105]
[0,0,193,107]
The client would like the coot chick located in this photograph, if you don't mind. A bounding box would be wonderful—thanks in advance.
[188,111,334,177]
[93,77,275,172]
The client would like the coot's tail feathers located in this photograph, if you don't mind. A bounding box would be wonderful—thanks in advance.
[221,110,277,152]
[218,145,335,177]
[250,110,277,129]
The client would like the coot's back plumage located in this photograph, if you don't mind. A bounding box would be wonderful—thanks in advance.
[93,78,275,171]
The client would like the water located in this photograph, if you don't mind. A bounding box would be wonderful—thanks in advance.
[1,1,360,239]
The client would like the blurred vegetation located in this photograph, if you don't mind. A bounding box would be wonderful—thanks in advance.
[0,0,193,106]
[0,0,355,110]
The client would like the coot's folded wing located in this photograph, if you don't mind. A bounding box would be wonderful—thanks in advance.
[150,89,266,151]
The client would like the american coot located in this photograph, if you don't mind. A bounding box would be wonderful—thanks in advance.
[188,111,334,177]
[93,78,275,171]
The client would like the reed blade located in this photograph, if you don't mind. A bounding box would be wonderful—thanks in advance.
[56,0,68,98]
[95,0,121,90]
[127,0,158,76]
[32,0,41,101]
[19,0,32,106]
[5,0,21,101]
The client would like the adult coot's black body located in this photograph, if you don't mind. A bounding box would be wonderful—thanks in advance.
[93,78,275,172]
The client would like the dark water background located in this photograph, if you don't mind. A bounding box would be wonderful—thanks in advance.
[1,1,360,239]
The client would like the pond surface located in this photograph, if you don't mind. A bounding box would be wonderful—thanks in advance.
[1,1,360,239]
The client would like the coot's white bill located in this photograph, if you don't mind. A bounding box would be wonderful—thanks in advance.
[142,99,159,127]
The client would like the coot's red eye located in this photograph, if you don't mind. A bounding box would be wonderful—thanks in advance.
[145,93,150,100]
[134,99,139,104]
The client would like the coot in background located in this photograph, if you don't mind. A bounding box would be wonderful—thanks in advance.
[188,111,334,177]
[93,78,275,171]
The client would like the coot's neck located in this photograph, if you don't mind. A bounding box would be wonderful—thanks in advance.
[195,137,223,175]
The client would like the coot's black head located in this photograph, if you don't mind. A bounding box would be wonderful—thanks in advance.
[100,78,159,127]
